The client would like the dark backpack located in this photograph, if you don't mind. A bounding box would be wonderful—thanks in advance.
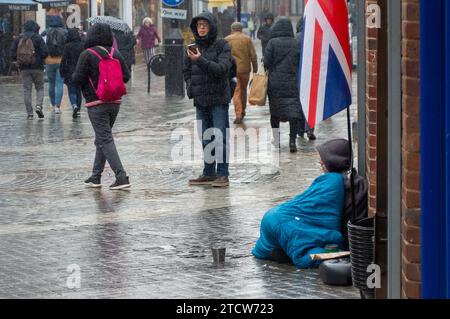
[47,27,66,57]
[342,172,369,249]
[17,36,36,66]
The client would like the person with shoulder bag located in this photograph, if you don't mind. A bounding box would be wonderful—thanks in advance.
[72,23,131,190]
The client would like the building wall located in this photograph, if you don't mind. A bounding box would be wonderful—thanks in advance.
[400,0,421,299]
[365,0,422,298]
[366,0,378,218]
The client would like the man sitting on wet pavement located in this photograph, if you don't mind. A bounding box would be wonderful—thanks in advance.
[252,139,351,268]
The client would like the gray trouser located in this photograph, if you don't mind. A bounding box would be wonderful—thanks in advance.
[21,69,44,115]
[87,104,127,180]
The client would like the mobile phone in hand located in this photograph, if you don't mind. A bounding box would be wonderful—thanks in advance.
[188,43,198,53]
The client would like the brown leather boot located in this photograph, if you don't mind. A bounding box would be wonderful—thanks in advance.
[188,176,217,186]
[211,176,230,187]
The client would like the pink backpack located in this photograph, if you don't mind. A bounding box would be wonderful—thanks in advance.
[87,46,127,102]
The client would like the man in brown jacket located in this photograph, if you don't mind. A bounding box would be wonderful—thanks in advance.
[225,22,258,124]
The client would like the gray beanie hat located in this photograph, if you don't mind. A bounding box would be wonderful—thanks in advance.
[317,139,352,173]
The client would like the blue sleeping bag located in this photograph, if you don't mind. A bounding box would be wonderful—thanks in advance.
[252,172,345,268]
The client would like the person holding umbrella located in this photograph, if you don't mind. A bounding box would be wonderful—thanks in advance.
[87,16,136,72]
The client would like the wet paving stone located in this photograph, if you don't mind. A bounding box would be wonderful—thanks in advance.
[0,54,360,299]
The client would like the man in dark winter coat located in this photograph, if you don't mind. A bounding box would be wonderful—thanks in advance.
[183,12,234,188]
[257,12,274,56]
[264,17,305,153]
[10,20,48,119]
[60,28,84,118]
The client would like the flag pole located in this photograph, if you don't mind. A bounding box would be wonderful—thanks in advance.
[347,106,357,221]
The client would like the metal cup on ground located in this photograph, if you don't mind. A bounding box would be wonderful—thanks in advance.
[211,247,226,263]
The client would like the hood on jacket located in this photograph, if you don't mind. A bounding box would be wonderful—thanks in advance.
[66,28,81,43]
[24,20,39,33]
[84,23,113,49]
[190,12,218,47]
[270,17,294,39]
[47,15,64,28]
[317,139,351,173]
[264,12,275,22]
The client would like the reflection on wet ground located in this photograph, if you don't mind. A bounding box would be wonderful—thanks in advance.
[0,51,359,298]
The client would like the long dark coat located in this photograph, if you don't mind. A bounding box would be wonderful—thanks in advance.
[60,28,84,85]
[264,18,302,120]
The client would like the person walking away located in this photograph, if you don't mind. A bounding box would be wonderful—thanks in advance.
[257,12,274,56]
[183,12,234,188]
[44,15,66,114]
[248,16,256,40]
[295,17,316,141]
[225,22,257,124]
[10,20,48,119]
[137,17,161,65]
[264,17,305,153]
[72,23,131,190]
[60,28,84,119]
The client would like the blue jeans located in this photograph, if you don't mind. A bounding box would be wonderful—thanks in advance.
[67,83,82,109]
[196,105,230,177]
[46,64,63,107]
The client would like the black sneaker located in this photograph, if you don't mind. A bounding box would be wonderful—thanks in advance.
[110,176,131,190]
[84,176,102,188]
[27,114,34,120]
[72,107,78,119]
[35,105,44,118]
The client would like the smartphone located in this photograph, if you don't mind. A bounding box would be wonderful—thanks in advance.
[188,43,198,53]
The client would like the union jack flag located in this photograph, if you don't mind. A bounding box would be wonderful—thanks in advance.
[299,0,352,129]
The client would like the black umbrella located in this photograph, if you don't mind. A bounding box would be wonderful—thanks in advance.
[86,16,131,33]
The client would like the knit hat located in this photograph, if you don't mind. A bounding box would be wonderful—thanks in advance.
[317,139,352,173]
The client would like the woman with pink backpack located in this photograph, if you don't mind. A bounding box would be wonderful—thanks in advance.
[72,23,131,190]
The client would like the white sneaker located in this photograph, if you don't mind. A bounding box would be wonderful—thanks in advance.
[55,106,61,114]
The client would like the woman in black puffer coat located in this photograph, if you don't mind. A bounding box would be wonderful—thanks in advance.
[264,17,306,153]
[60,28,84,118]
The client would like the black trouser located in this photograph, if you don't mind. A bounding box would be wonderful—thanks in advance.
[270,116,301,139]
[87,103,127,180]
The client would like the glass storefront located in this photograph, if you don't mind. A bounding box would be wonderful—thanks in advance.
[132,0,154,33]
[43,0,89,30]
[97,0,122,19]
[0,2,37,75]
